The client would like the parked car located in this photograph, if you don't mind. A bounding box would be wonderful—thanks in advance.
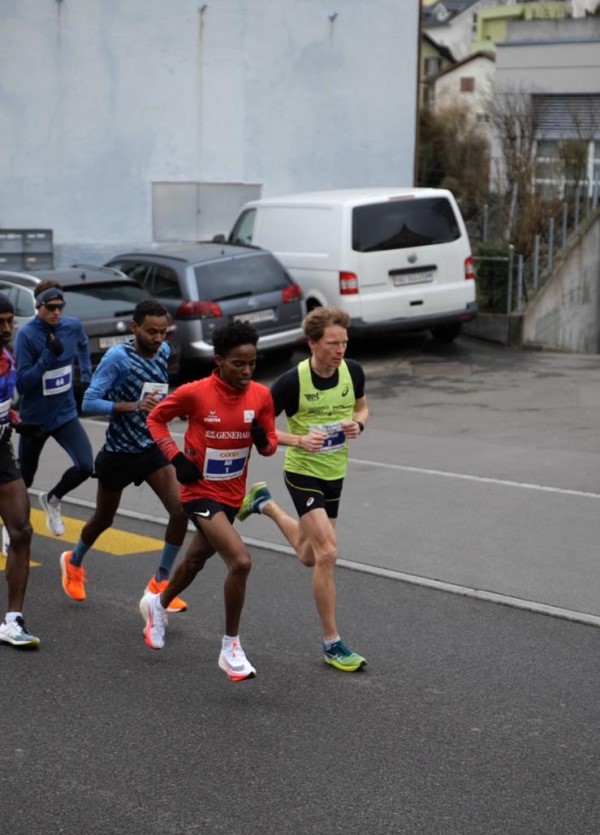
[0,265,181,379]
[222,187,477,342]
[105,242,305,375]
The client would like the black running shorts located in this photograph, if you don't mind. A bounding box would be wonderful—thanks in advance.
[94,445,169,491]
[183,498,238,528]
[0,440,22,486]
[284,471,344,519]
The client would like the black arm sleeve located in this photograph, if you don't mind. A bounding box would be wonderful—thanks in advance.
[271,368,300,417]
[345,359,366,400]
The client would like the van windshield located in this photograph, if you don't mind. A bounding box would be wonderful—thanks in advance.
[352,197,461,252]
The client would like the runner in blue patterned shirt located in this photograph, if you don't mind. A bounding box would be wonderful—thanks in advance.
[58,300,189,613]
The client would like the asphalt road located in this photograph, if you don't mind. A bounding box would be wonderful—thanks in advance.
[2,333,600,834]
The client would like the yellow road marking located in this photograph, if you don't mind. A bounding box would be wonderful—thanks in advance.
[0,556,41,569]
[1,509,164,561]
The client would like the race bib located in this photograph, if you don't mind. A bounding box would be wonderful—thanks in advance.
[203,446,249,481]
[309,422,346,453]
[140,382,169,401]
[42,365,72,396]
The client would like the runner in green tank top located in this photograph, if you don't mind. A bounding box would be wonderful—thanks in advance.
[237,307,369,672]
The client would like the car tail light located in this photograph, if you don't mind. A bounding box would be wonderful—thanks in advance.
[465,256,475,281]
[175,300,223,320]
[282,282,303,303]
[339,271,358,295]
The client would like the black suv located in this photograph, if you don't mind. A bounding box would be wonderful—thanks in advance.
[106,242,305,374]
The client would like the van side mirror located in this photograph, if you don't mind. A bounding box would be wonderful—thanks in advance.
[212,233,226,243]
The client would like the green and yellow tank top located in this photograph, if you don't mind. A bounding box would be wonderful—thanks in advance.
[285,358,355,480]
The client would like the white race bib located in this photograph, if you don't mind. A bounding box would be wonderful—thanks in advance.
[203,446,249,481]
[42,365,72,396]
[309,421,346,453]
[140,381,169,401]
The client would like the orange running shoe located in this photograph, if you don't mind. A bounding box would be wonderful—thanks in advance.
[146,576,187,613]
[60,551,87,601]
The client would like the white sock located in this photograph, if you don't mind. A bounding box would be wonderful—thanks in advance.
[223,634,239,650]
[5,612,22,623]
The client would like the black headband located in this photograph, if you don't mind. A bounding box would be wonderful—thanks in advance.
[35,288,65,308]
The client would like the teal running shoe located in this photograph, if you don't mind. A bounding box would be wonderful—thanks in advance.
[236,482,272,521]
[324,639,367,672]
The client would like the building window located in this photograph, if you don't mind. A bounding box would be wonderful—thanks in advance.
[460,77,475,93]
[424,56,442,78]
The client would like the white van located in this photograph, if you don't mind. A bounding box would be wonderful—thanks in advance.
[227,187,477,341]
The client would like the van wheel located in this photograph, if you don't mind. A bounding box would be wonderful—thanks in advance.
[306,300,322,313]
[431,323,462,343]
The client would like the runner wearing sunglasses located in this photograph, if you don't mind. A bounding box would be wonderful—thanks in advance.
[14,280,93,536]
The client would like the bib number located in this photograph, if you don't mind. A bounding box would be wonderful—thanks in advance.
[140,382,169,401]
[310,422,346,453]
[42,365,72,396]
[203,446,249,480]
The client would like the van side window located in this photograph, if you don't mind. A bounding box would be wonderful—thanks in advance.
[230,210,256,245]
[352,197,461,252]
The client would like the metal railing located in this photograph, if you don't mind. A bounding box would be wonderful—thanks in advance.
[472,179,600,314]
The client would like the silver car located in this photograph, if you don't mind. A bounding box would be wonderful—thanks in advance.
[106,242,305,375]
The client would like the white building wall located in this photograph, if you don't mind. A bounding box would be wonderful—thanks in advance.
[0,0,419,264]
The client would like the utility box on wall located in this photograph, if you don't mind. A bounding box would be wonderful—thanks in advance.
[0,229,54,271]
[152,182,262,243]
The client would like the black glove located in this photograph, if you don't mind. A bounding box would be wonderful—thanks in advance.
[15,422,45,438]
[46,333,64,356]
[172,452,203,484]
[74,381,89,415]
[250,418,268,450]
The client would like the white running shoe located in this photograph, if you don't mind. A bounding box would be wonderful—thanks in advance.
[139,591,167,650]
[39,492,65,536]
[0,616,40,648]
[218,640,256,681]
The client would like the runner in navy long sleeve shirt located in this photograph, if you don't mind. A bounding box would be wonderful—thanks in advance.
[14,280,93,536]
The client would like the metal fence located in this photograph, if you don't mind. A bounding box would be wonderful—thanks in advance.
[471,180,600,314]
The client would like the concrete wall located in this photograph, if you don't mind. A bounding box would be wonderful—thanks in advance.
[0,0,419,266]
[522,210,600,353]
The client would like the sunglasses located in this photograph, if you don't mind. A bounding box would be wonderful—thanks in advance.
[44,302,66,312]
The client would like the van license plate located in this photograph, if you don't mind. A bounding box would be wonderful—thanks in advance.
[234,309,275,324]
[393,271,434,287]
[99,335,132,349]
